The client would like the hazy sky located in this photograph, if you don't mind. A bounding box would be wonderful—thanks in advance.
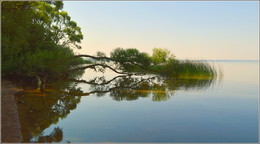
[64,1,259,60]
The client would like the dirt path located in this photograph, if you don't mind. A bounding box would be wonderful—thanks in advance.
[1,80,23,143]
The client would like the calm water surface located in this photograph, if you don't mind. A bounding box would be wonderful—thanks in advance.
[15,61,259,143]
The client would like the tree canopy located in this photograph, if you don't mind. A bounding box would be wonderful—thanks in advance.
[2,1,84,82]
[110,48,151,71]
[152,48,175,64]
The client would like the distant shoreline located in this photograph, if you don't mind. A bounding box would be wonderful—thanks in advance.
[83,57,260,63]
[179,60,259,62]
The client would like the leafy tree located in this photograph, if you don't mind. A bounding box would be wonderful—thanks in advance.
[110,48,151,71]
[22,46,85,76]
[152,48,175,64]
[2,2,34,74]
[1,1,84,90]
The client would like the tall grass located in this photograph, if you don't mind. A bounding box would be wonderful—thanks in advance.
[149,60,217,79]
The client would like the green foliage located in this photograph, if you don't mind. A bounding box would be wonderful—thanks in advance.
[22,46,84,76]
[1,2,34,75]
[149,59,216,78]
[152,48,175,64]
[110,48,151,71]
[1,1,217,81]
[109,47,216,78]
[1,1,84,79]
[96,51,106,57]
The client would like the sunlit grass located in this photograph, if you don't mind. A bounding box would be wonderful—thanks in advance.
[149,60,218,79]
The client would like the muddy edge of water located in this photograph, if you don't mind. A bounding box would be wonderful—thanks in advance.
[1,80,23,143]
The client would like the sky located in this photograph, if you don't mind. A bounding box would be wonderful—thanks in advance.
[63,1,259,60]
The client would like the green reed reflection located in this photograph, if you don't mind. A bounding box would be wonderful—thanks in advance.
[68,74,216,102]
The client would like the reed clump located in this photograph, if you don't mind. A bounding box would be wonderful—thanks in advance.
[149,59,217,79]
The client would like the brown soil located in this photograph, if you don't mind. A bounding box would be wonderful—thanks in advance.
[1,80,23,143]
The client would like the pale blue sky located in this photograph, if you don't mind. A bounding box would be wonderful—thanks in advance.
[64,1,259,60]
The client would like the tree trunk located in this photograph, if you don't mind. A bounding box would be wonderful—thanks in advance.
[36,75,47,92]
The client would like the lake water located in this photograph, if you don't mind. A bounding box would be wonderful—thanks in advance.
[14,61,259,143]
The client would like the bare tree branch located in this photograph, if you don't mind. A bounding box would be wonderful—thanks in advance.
[69,63,132,75]
[74,54,146,69]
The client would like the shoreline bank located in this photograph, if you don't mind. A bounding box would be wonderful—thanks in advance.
[1,80,23,143]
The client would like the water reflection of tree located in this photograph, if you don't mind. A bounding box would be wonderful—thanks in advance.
[15,73,216,142]
[69,74,216,102]
[15,79,83,142]
[34,127,63,143]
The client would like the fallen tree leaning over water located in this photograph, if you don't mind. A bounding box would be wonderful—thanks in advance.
[1,1,218,92]
[73,48,217,80]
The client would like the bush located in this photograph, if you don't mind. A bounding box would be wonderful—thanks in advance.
[18,46,85,78]
[151,48,175,65]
